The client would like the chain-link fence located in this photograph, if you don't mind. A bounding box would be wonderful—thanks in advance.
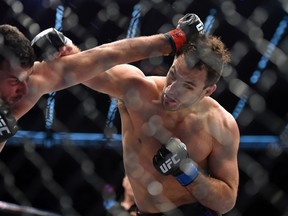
[1,0,288,215]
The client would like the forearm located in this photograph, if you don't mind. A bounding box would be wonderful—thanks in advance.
[99,34,172,58]
[46,12,204,90]
[153,137,237,214]
[186,173,237,214]
[47,34,172,89]
[73,34,171,72]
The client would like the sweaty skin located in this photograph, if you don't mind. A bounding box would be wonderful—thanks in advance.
[83,55,240,214]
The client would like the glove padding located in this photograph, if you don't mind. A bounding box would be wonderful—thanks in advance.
[153,137,199,186]
[31,28,72,61]
[164,13,204,55]
[0,99,18,143]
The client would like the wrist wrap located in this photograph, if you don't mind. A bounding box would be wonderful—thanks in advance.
[176,159,199,186]
[164,28,187,55]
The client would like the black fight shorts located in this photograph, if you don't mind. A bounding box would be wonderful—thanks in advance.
[136,203,221,216]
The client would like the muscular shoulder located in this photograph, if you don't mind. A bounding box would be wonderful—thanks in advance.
[205,98,240,148]
[29,62,54,92]
[84,64,158,99]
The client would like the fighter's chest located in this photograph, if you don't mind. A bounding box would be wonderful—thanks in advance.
[147,114,210,156]
[138,109,203,135]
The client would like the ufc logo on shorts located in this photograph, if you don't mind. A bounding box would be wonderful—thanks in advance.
[0,115,11,135]
[160,154,180,173]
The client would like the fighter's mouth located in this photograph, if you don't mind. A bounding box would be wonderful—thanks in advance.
[163,93,177,104]
[9,95,23,105]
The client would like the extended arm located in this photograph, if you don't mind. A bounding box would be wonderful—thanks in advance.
[4,13,204,151]
[39,13,204,93]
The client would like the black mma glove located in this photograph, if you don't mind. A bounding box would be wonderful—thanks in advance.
[31,28,72,61]
[0,99,18,143]
[153,137,199,186]
[164,13,204,55]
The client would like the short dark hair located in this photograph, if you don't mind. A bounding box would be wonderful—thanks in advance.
[0,24,35,69]
[177,35,231,87]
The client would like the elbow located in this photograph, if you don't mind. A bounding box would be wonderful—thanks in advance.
[217,181,238,214]
[217,194,237,214]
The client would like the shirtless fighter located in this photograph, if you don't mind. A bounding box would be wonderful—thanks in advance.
[82,14,240,216]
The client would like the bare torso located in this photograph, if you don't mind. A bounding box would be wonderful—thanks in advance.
[117,76,222,212]
[81,63,239,213]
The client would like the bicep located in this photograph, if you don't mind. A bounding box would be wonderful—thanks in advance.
[83,64,145,99]
[209,128,240,190]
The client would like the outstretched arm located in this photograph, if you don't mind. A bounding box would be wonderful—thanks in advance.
[39,13,204,93]
[6,13,204,151]
[47,34,170,87]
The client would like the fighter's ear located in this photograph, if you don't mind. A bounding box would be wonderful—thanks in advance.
[205,84,217,96]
